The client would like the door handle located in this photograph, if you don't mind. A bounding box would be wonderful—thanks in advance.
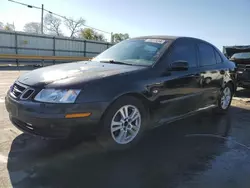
[220,70,225,75]
[190,73,200,77]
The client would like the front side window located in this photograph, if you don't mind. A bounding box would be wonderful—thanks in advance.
[198,42,217,66]
[92,39,169,66]
[168,39,197,68]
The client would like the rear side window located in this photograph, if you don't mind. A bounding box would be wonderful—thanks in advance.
[198,42,217,66]
[168,39,197,68]
[214,49,223,63]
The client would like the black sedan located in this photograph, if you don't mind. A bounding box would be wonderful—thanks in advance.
[5,36,237,150]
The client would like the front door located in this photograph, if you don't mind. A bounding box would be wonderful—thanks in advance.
[197,42,224,107]
[152,38,203,124]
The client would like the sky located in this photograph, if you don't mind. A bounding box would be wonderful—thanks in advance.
[1,0,250,50]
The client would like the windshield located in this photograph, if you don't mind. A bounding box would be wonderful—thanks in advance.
[231,52,250,59]
[92,39,169,66]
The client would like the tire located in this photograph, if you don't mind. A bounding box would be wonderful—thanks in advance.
[97,96,148,151]
[215,83,233,114]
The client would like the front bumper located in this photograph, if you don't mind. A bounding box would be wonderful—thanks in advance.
[5,94,109,139]
[237,70,250,87]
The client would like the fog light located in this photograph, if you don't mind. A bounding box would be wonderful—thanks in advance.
[65,112,91,118]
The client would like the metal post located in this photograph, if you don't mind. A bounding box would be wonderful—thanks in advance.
[83,40,86,57]
[41,4,44,34]
[111,32,113,43]
[53,37,55,64]
[14,32,19,67]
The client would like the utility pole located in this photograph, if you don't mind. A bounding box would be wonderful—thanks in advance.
[111,32,113,43]
[41,4,44,34]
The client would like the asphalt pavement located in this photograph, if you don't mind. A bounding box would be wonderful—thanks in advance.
[1,71,250,188]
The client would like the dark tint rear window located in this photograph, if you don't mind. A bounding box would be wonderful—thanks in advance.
[214,49,223,63]
[198,43,217,66]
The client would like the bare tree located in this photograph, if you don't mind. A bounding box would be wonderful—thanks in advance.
[23,22,41,34]
[0,22,3,30]
[94,32,106,42]
[64,17,85,37]
[44,14,62,36]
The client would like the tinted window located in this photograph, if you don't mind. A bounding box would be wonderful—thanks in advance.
[214,49,223,63]
[168,39,197,68]
[198,43,217,66]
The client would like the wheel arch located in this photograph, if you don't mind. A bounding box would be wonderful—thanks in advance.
[226,80,236,94]
[99,92,151,124]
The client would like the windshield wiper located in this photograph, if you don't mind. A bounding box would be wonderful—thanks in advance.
[100,60,133,66]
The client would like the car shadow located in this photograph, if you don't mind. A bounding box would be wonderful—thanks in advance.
[235,88,250,99]
[7,106,250,188]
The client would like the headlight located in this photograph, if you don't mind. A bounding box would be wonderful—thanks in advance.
[34,89,80,103]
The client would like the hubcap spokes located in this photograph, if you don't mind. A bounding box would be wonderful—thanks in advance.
[111,105,141,144]
[221,87,231,109]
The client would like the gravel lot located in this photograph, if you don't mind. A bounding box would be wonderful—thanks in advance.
[0,70,250,188]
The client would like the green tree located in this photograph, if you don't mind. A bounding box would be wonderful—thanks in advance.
[4,23,15,31]
[112,33,129,43]
[79,28,106,41]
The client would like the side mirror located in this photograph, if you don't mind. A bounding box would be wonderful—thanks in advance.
[170,60,189,71]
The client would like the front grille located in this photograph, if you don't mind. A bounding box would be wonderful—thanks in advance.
[10,83,26,98]
[10,82,35,100]
[20,89,35,99]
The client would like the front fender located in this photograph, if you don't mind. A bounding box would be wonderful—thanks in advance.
[75,75,151,104]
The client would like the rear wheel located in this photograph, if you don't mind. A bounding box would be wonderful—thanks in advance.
[215,83,233,114]
[97,96,147,151]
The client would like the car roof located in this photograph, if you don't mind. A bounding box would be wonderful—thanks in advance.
[131,35,210,43]
[130,35,220,51]
[132,35,180,40]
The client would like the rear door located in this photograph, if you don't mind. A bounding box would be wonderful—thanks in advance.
[152,38,203,123]
[197,42,224,107]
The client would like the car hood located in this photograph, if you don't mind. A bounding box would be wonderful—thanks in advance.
[17,61,146,88]
[230,59,250,65]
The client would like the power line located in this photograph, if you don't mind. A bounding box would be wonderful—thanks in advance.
[43,9,111,34]
[8,0,111,34]
[8,0,41,9]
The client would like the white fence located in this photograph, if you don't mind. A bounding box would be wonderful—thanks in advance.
[0,30,112,66]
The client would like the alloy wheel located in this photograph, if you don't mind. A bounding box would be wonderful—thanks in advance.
[110,105,141,144]
[221,87,232,110]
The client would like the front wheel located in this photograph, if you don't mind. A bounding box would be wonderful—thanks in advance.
[215,83,233,114]
[97,96,147,151]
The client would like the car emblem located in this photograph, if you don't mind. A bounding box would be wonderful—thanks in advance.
[23,77,29,81]
[152,88,159,94]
